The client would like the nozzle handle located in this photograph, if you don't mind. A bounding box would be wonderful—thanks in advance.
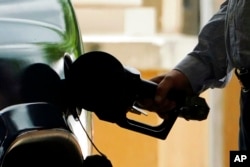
[120,79,210,139]
[118,108,179,139]
[122,79,180,139]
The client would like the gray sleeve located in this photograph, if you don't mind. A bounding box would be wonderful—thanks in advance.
[174,1,232,94]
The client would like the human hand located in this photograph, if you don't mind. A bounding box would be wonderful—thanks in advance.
[137,69,194,119]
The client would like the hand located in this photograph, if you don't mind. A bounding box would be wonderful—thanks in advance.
[137,69,194,119]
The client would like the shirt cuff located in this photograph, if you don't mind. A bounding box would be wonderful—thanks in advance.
[174,55,211,94]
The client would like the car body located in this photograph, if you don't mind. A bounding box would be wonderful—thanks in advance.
[0,0,92,166]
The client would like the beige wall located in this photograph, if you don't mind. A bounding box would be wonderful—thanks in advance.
[223,75,240,167]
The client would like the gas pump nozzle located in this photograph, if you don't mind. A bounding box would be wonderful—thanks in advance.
[67,51,210,140]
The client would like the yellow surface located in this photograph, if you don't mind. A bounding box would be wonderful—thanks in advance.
[223,75,240,167]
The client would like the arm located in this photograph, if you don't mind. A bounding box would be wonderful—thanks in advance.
[175,1,231,94]
[142,1,230,118]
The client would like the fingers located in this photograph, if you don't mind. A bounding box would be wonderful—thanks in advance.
[155,100,176,119]
[155,75,176,106]
[147,74,177,119]
[138,70,194,120]
[135,98,155,111]
[150,74,165,83]
[135,74,166,111]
